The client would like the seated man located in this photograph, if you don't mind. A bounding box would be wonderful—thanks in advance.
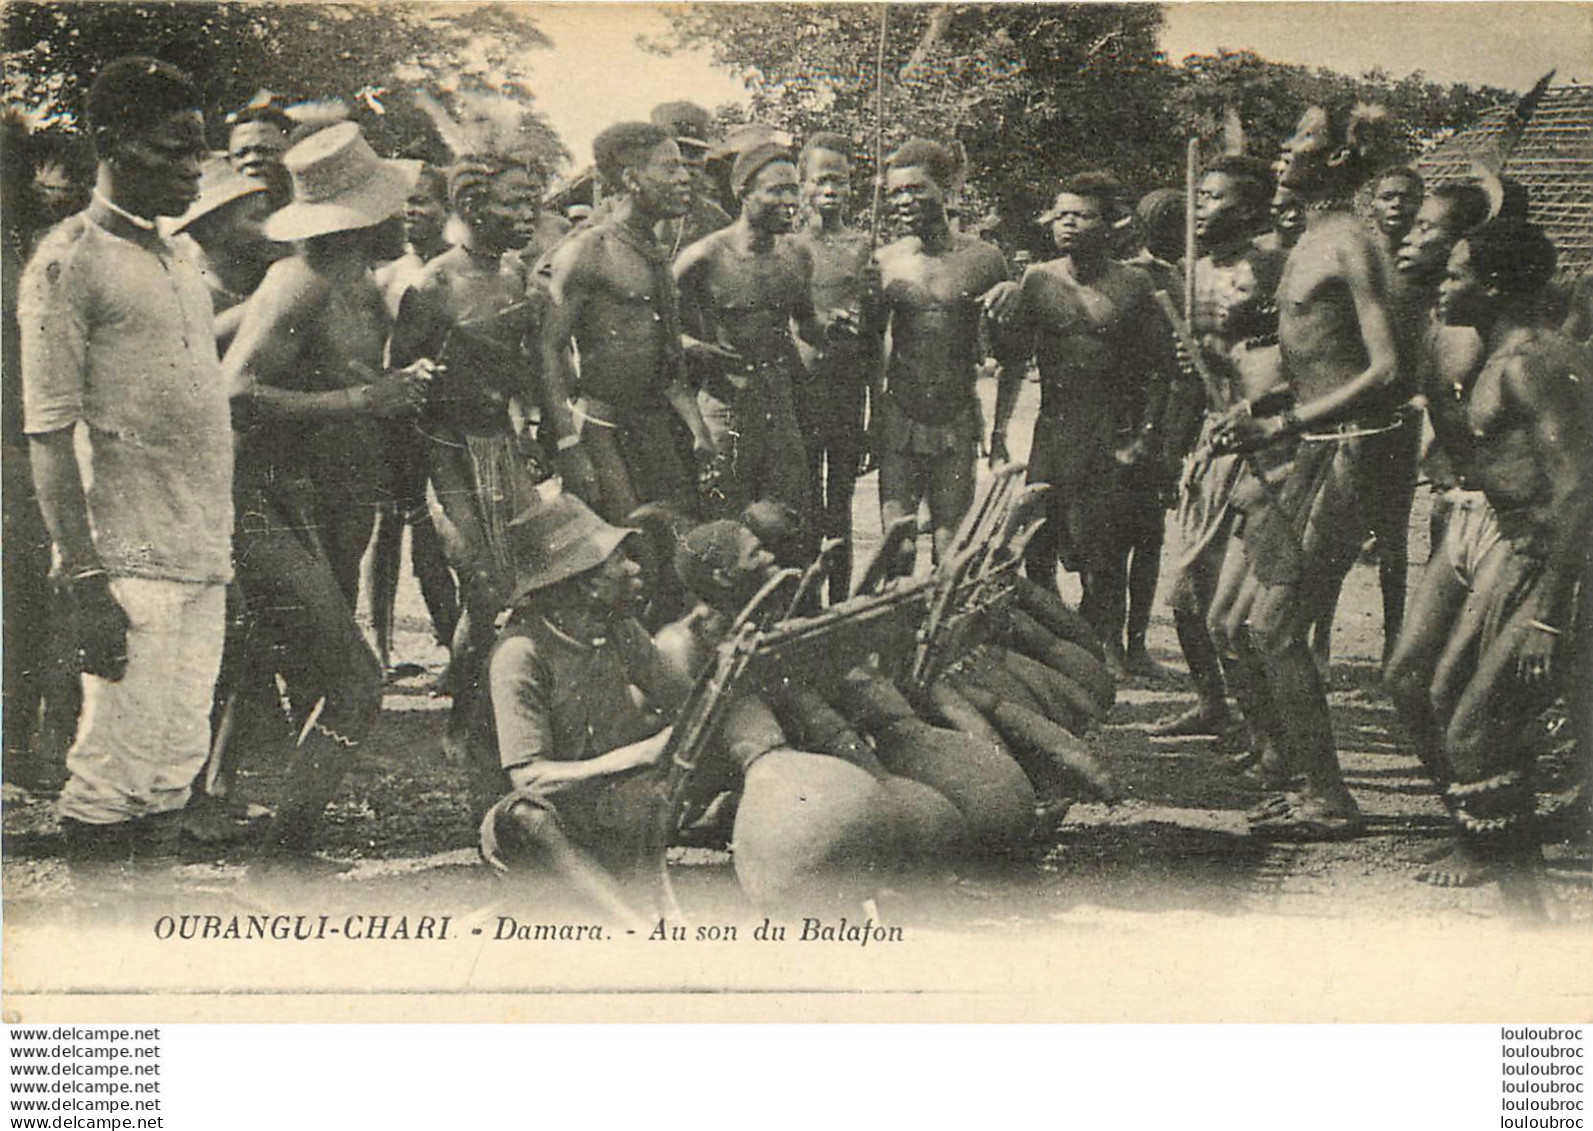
[476,491,691,924]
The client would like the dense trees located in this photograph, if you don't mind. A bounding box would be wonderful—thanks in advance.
[652,4,1512,252]
[1,2,568,170]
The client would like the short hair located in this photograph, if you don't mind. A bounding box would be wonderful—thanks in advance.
[798,132,852,178]
[1205,154,1275,212]
[86,57,202,156]
[1462,219,1558,302]
[1057,170,1125,218]
[675,520,752,604]
[885,138,958,188]
[1375,164,1424,195]
[592,121,671,189]
[1428,182,1490,236]
[227,104,294,137]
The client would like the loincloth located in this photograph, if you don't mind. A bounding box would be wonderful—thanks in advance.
[878,390,979,457]
[1241,416,1404,587]
[1168,424,1247,611]
[429,430,544,590]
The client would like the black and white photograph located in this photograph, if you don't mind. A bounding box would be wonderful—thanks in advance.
[1,0,1590,1024]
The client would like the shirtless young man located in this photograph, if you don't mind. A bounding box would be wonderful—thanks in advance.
[1209,103,1405,839]
[1310,164,1429,671]
[1369,167,1423,261]
[1151,157,1289,746]
[367,165,458,677]
[1394,183,1491,553]
[389,151,554,760]
[989,172,1169,672]
[872,139,1010,567]
[1385,219,1592,905]
[225,123,428,863]
[788,133,874,602]
[676,142,843,522]
[541,121,715,524]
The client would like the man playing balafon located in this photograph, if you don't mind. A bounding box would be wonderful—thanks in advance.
[1209,102,1405,840]
[540,121,716,523]
[476,491,691,924]
[1384,218,1592,904]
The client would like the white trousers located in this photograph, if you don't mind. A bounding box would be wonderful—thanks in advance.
[57,577,225,824]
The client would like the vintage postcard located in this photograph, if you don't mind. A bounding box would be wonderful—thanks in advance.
[2,1,1590,1023]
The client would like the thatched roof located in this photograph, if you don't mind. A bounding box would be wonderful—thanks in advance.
[1418,83,1593,278]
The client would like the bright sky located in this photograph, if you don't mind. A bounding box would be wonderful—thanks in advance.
[523,2,1593,167]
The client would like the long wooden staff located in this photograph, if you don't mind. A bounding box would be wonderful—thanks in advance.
[1184,135,1198,332]
[868,3,890,250]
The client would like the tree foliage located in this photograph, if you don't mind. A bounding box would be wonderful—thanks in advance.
[654,4,1514,254]
[1,2,570,170]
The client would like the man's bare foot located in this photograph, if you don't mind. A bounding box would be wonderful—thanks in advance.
[1123,646,1172,682]
[1251,796,1364,842]
[1149,704,1233,738]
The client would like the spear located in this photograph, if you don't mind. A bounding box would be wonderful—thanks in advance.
[868,3,890,250]
[1184,135,1198,333]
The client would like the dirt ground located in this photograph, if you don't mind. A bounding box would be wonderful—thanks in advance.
[4,374,1590,940]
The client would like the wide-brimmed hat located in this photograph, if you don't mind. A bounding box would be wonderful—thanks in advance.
[262,121,420,242]
[170,156,269,235]
[507,489,640,603]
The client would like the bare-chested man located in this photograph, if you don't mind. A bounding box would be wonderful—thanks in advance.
[677,142,842,522]
[1310,165,1429,671]
[389,149,557,761]
[1210,103,1405,840]
[1395,183,1491,552]
[225,123,428,864]
[989,172,1169,672]
[1385,219,1592,906]
[1150,157,1288,750]
[1369,166,1423,261]
[367,165,459,678]
[872,139,1009,567]
[541,121,716,524]
[788,132,873,602]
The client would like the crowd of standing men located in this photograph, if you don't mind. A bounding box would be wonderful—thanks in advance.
[4,54,1589,917]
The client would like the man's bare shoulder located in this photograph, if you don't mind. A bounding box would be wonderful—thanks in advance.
[253,254,331,315]
[673,226,732,275]
[1514,330,1593,392]
[951,231,1004,266]
[876,234,921,264]
[548,223,613,277]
